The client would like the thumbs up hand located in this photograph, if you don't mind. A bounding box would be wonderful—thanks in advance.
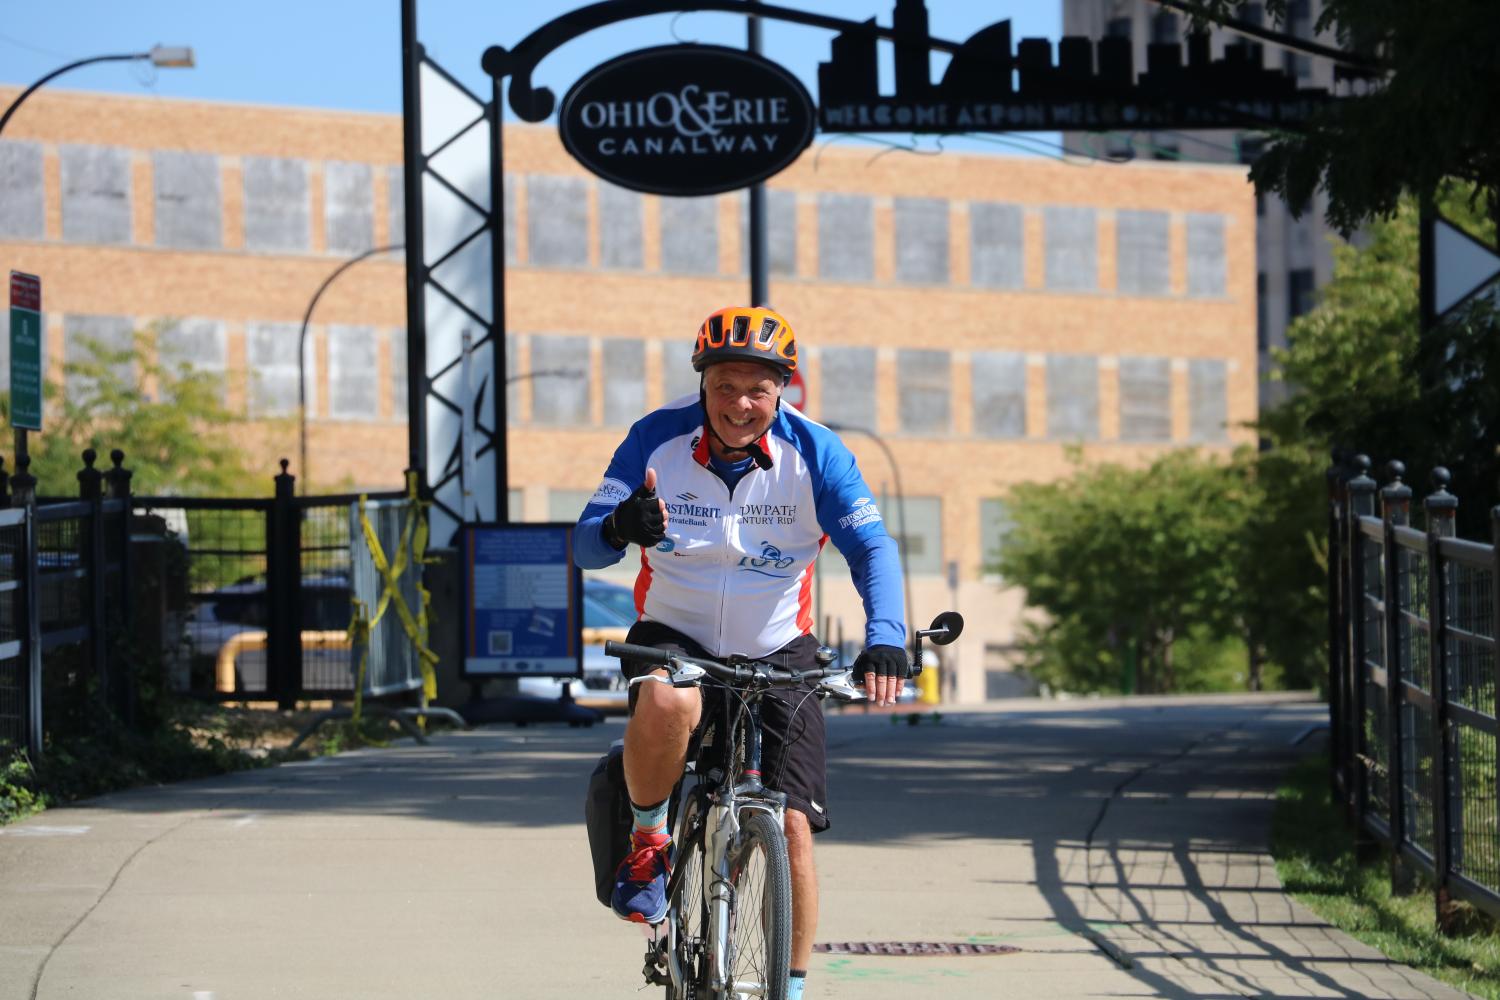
[603,467,668,549]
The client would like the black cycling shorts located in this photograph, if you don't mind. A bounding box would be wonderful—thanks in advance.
[620,620,831,834]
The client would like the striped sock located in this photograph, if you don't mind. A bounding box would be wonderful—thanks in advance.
[787,970,806,1000]
[630,798,669,839]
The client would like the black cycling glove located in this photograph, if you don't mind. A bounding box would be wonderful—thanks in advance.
[604,482,666,549]
[853,644,909,684]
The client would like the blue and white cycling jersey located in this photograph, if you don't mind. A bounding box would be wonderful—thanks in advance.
[574,395,905,659]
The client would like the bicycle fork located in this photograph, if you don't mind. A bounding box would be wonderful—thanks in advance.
[704,798,739,995]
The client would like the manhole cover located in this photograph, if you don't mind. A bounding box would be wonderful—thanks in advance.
[814,942,1021,957]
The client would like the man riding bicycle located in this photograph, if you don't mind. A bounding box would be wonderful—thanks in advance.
[573,305,908,1000]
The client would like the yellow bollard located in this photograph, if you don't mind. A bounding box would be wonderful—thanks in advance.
[917,662,941,705]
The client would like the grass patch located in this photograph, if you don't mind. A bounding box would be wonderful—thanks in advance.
[1272,751,1500,998]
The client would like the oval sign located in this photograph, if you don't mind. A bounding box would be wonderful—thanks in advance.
[559,44,815,198]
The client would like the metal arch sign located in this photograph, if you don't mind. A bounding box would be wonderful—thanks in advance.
[558,44,816,197]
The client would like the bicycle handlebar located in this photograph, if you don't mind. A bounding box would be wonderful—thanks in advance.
[604,640,844,688]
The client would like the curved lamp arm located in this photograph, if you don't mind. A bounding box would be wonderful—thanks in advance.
[0,48,194,139]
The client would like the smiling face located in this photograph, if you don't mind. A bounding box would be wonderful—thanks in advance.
[702,361,783,459]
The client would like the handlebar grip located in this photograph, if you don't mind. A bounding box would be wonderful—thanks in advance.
[603,640,675,666]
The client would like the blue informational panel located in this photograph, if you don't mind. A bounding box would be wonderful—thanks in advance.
[461,523,582,679]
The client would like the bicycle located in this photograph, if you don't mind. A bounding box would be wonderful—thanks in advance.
[604,611,964,1000]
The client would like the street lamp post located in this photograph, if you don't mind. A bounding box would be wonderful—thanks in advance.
[1,45,194,489]
[297,244,403,492]
[824,422,916,654]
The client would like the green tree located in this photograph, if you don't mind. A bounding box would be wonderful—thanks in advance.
[1183,0,1500,234]
[995,450,1249,695]
[2,327,252,497]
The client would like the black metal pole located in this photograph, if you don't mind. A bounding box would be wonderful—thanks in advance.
[746,0,768,307]
[490,75,509,524]
[400,0,429,488]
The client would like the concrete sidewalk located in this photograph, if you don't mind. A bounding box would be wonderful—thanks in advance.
[0,694,1476,999]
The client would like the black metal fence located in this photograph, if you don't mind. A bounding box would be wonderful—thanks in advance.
[1328,454,1500,925]
[0,450,414,761]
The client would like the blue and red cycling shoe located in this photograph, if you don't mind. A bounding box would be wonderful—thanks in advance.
[611,830,672,924]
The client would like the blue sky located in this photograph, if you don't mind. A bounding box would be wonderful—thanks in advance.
[0,1,1063,156]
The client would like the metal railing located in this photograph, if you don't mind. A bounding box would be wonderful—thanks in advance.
[1329,454,1500,926]
[0,450,423,761]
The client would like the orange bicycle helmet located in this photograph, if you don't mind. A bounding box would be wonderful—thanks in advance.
[691,306,798,382]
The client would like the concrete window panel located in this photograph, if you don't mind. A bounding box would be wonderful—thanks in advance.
[1043,206,1097,292]
[60,145,131,245]
[893,496,942,575]
[819,346,877,431]
[1118,356,1171,441]
[0,141,46,239]
[153,151,221,250]
[327,325,379,420]
[894,197,949,285]
[598,183,643,270]
[603,339,645,425]
[817,194,874,282]
[1116,210,1170,296]
[971,351,1026,438]
[1189,358,1229,440]
[660,196,719,275]
[970,202,1024,289]
[530,335,591,425]
[390,328,408,420]
[527,175,589,268]
[243,157,310,253]
[157,318,227,373]
[1186,213,1227,298]
[737,189,798,277]
[324,161,374,255]
[897,348,951,433]
[246,321,312,416]
[1046,354,1099,440]
[661,339,699,404]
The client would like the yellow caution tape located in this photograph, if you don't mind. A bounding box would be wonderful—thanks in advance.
[352,473,440,708]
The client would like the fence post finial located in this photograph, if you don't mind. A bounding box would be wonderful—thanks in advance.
[77,448,102,501]
[275,458,295,500]
[1382,459,1412,527]
[1424,467,1458,538]
[11,454,36,508]
[104,449,132,499]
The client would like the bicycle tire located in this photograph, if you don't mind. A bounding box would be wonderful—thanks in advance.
[724,811,792,1000]
[666,792,708,1000]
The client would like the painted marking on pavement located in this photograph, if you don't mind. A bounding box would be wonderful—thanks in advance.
[231,814,259,828]
[1,825,89,837]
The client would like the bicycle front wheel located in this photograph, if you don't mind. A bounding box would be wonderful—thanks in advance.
[724,811,792,1000]
[666,791,708,1000]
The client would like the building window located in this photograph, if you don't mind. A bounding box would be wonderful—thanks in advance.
[1283,0,1313,78]
[323,161,374,255]
[61,145,132,246]
[0,141,44,240]
[65,315,135,400]
[548,488,595,523]
[527,175,589,268]
[739,188,798,278]
[154,151,222,250]
[1106,16,1132,38]
[602,339,645,425]
[1288,268,1316,323]
[890,496,942,576]
[157,318,226,376]
[327,325,379,420]
[819,347,877,431]
[969,202,1024,289]
[1188,359,1229,442]
[1185,213,1227,298]
[894,197,949,284]
[979,498,1014,578]
[660,196,719,275]
[1118,356,1172,442]
[1046,354,1099,441]
[817,194,874,282]
[896,349,950,434]
[1043,206,1097,292]
[660,338,699,405]
[246,321,313,417]
[971,351,1026,438]
[1115,210,1170,296]
[529,334,591,425]
[242,157,310,253]
[1151,11,1179,44]
[389,328,408,420]
[598,183,643,270]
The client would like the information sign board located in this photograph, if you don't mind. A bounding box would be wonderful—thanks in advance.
[461,522,583,679]
[8,272,42,430]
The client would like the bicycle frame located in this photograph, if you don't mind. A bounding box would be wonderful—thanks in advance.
[665,689,787,997]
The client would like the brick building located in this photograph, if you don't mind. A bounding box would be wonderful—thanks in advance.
[0,87,1256,703]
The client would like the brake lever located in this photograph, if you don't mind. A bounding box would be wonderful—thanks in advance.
[626,662,708,689]
[816,670,866,702]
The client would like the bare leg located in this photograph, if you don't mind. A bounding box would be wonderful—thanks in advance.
[785,808,818,970]
[622,670,701,809]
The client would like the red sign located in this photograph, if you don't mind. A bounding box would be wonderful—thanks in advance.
[785,369,807,411]
[10,271,40,312]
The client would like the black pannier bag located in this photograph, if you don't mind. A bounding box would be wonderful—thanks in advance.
[585,740,631,907]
